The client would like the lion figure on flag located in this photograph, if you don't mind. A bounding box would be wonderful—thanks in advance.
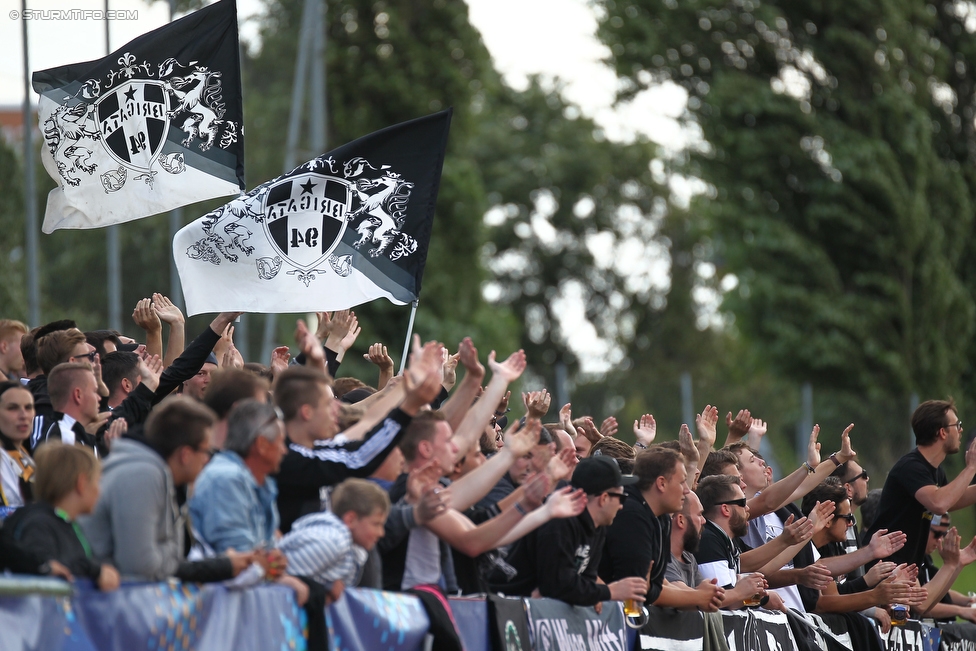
[347,172,418,259]
[164,65,229,152]
[43,80,102,187]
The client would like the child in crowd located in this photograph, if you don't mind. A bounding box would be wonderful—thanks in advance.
[278,478,390,603]
[1,444,120,591]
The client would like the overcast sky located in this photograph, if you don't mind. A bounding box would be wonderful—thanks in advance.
[0,0,688,148]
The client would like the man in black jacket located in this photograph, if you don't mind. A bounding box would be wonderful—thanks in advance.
[601,447,725,611]
[489,455,648,607]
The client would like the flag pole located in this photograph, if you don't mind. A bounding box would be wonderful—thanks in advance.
[21,0,40,326]
[398,299,419,375]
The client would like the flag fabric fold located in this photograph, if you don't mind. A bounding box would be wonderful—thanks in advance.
[174,109,452,316]
[33,0,244,232]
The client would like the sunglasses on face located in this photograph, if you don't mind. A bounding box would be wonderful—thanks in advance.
[716,498,747,508]
[932,529,947,540]
[835,513,856,525]
[606,491,627,503]
[847,470,869,483]
[72,351,98,363]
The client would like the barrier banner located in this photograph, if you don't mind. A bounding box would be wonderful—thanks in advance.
[639,606,705,650]
[882,620,937,651]
[448,597,491,651]
[524,598,627,651]
[936,622,976,651]
[0,593,76,651]
[328,587,428,651]
[486,594,532,651]
[722,608,797,651]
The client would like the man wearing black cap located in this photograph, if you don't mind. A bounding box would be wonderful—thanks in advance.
[488,455,648,607]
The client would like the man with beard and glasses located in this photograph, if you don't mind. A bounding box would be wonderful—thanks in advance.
[692,475,787,608]
[664,492,725,610]
[866,400,976,569]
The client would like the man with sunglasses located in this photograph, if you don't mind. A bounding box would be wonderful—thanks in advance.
[490,455,648,607]
[824,460,871,582]
[917,513,976,627]
[866,399,976,569]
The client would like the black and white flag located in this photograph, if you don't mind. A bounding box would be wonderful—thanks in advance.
[32,0,244,232]
[174,109,452,316]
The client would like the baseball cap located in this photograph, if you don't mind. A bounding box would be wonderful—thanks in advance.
[571,456,639,495]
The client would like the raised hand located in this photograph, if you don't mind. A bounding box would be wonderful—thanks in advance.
[85,411,112,436]
[324,310,354,348]
[634,414,656,448]
[213,323,235,364]
[807,424,822,467]
[496,390,511,416]
[559,403,575,436]
[338,314,361,352]
[837,424,856,464]
[488,349,527,383]
[959,535,976,566]
[809,501,835,533]
[781,514,815,546]
[868,529,907,559]
[523,389,551,420]
[678,423,699,465]
[295,319,325,371]
[797,563,832,590]
[600,416,618,438]
[864,561,896,587]
[139,353,164,392]
[457,337,485,380]
[577,417,603,445]
[545,486,588,519]
[940,527,962,566]
[364,343,394,370]
[415,485,449,525]
[725,408,751,445]
[152,293,184,325]
[132,297,161,333]
[314,311,334,340]
[506,419,542,458]
[521,473,552,510]
[442,350,460,390]
[103,417,127,449]
[695,405,718,449]
[746,417,767,450]
[221,343,244,369]
[406,459,445,504]
[546,447,576,483]
[270,346,291,377]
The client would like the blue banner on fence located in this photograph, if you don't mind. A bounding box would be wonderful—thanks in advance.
[328,587,429,651]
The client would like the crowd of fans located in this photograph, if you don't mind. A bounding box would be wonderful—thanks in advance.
[2,300,976,651]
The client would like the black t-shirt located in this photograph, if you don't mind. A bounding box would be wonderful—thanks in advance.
[865,448,946,567]
[598,484,670,604]
[694,520,740,589]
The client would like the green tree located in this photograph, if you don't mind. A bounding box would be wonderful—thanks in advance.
[594,0,976,424]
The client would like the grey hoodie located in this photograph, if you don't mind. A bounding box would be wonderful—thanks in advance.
[80,438,183,581]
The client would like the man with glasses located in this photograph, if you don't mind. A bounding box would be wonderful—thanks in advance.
[826,460,871,581]
[491,455,649,607]
[694,474,778,608]
[866,399,976,569]
[918,513,976,626]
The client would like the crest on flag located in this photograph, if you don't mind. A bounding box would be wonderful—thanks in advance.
[185,154,422,287]
[175,109,452,316]
[33,0,243,232]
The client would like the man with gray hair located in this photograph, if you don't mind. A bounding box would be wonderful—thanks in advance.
[190,399,287,552]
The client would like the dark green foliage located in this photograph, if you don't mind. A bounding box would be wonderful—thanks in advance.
[595,0,976,414]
